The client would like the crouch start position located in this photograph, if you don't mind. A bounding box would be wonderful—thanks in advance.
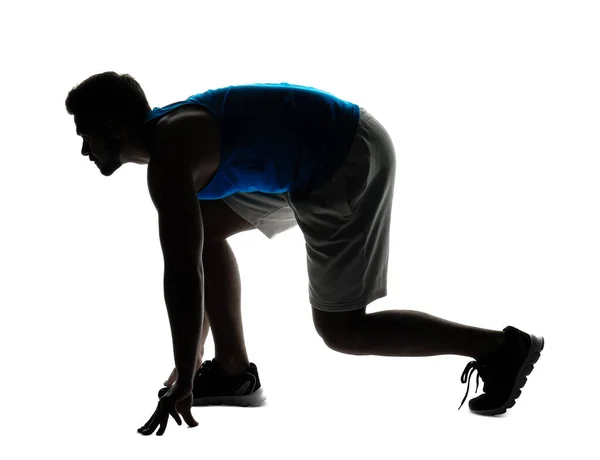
[66,72,544,436]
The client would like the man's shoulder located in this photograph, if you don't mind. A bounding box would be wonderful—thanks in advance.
[146,115,197,203]
[147,106,218,204]
[150,107,205,165]
[159,105,212,133]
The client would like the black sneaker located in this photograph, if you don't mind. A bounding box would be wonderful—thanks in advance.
[158,359,266,407]
[458,325,545,415]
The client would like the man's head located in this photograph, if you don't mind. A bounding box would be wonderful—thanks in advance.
[65,71,152,176]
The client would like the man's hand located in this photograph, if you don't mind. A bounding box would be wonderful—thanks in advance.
[138,382,199,436]
[165,358,203,387]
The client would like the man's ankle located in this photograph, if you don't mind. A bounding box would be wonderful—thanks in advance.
[214,357,251,376]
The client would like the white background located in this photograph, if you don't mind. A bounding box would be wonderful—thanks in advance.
[1,0,598,457]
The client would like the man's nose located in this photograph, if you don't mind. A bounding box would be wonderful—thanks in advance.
[81,141,90,156]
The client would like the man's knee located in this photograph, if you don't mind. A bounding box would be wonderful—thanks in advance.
[312,306,367,353]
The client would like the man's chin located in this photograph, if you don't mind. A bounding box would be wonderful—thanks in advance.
[98,162,122,176]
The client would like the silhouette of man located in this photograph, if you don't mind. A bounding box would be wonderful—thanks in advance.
[66,72,544,436]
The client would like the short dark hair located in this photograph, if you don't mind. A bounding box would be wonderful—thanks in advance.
[65,71,151,133]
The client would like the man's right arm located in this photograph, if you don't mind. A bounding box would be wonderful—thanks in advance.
[147,120,207,387]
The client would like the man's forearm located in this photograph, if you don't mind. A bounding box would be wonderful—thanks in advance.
[163,266,204,386]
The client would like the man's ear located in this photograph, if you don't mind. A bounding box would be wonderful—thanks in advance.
[107,118,123,140]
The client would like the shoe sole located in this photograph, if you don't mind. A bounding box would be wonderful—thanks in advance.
[471,333,545,416]
[193,386,267,407]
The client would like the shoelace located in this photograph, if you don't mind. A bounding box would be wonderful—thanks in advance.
[458,361,483,410]
[458,347,514,411]
[195,360,217,379]
[195,360,251,394]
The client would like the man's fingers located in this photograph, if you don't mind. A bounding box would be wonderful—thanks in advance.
[138,401,169,435]
[138,425,153,435]
[170,409,182,426]
[175,394,198,428]
[164,368,177,387]
[181,409,198,427]
[138,414,159,435]
[156,416,168,436]
[139,392,196,436]
[138,412,156,432]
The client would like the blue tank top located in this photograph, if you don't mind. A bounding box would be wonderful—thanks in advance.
[145,83,360,200]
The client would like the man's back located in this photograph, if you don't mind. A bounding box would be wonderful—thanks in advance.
[145,83,361,200]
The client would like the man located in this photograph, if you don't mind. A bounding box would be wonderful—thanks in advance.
[66,72,545,436]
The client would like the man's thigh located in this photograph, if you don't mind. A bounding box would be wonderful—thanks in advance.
[287,108,395,312]
[199,199,256,241]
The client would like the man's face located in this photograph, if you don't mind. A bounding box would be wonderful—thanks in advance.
[75,118,123,176]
